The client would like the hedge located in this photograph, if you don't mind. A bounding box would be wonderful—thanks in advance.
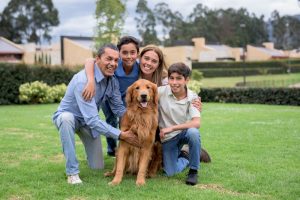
[0,63,76,104]
[192,59,300,77]
[199,87,300,106]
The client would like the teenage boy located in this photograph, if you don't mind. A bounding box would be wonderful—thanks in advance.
[158,62,201,185]
[52,44,140,184]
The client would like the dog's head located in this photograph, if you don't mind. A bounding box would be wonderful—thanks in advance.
[126,79,158,108]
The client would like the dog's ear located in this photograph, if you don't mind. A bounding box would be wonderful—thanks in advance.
[151,82,158,106]
[126,83,134,106]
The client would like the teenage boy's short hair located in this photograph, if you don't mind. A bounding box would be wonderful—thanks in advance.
[168,62,191,79]
[97,43,119,57]
[117,36,140,53]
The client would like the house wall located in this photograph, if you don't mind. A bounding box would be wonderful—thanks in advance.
[63,38,93,67]
[160,46,193,68]
[21,43,61,66]
[246,45,270,61]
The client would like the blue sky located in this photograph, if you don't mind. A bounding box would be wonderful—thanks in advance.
[0,0,299,44]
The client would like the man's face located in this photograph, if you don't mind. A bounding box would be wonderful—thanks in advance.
[95,48,119,77]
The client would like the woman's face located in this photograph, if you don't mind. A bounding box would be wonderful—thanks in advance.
[140,50,159,76]
[119,43,138,68]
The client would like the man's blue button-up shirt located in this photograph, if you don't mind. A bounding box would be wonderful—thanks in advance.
[53,63,126,139]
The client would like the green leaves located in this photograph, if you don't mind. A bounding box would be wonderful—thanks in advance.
[0,0,59,44]
[19,81,66,104]
[94,0,126,49]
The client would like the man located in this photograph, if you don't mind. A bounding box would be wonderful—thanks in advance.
[159,62,201,186]
[52,44,139,184]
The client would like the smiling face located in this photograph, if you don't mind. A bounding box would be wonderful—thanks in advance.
[168,72,189,96]
[139,50,159,76]
[119,42,138,69]
[95,48,119,77]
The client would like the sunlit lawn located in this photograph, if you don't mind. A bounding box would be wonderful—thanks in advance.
[0,103,299,200]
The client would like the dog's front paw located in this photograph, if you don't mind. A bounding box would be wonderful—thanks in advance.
[108,178,121,186]
[136,179,146,186]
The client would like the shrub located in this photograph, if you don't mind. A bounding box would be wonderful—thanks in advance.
[192,59,300,77]
[188,80,202,94]
[19,81,66,104]
[0,63,76,104]
[199,87,300,106]
[191,70,203,81]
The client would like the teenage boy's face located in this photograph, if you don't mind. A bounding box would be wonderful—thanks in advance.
[120,43,138,68]
[168,72,189,94]
[96,48,119,77]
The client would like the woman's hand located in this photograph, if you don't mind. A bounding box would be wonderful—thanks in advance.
[191,97,202,112]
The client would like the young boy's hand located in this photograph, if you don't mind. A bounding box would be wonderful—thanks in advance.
[159,127,172,139]
[82,80,95,101]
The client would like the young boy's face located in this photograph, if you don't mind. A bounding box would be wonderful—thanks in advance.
[168,72,189,95]
[119,42,138,68]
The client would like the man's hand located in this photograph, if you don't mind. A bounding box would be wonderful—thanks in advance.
[119,130,141,148]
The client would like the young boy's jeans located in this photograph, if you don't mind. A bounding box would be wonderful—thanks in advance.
[162,128,201,176]
[53,112,104,175]
[101,100,118,155]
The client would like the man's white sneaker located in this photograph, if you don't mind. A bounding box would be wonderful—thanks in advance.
[67,174,82,184]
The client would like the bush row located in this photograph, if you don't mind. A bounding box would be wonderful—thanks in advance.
[19,81,66,104]
[199,87,300,106]
[0,63,76,104]
[192,59,300,69]
[192,60,300,77]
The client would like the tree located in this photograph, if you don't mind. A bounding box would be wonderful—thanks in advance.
[94,0,126,49]
[0,0,59,44]
[271,10,300,49]
[135,0,160,45]
[154,2,187,46]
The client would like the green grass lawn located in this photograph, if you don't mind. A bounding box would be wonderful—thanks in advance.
[201,73,300,88]
[0,103,299,200]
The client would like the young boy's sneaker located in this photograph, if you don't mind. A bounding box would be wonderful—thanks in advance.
[67,174,82,184]
[185,169,198,186]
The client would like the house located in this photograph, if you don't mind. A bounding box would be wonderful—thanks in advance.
[20,42,61,66]
[59,36,242,68]
[0,37,24,63]
[60,36,94,67]
[159,37,242,68]
[246,42,288,61]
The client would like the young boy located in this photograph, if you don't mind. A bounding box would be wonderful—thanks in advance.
[158,62,201,185]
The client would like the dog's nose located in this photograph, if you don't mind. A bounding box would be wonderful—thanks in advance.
[141,94,147,99]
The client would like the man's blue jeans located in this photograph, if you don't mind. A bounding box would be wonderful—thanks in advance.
[53,112,104,175]
[102,100,118,154]
[162,128,201,176]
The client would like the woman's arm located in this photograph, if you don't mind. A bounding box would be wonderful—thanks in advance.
[191,97,202,112]
[82,58,96,101]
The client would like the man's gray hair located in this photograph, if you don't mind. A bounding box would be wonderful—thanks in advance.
[97,43,119,57]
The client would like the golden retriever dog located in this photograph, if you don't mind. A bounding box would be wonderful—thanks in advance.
[105,79,161,186]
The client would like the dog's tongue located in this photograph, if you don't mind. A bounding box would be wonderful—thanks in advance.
[140,102,148,108]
